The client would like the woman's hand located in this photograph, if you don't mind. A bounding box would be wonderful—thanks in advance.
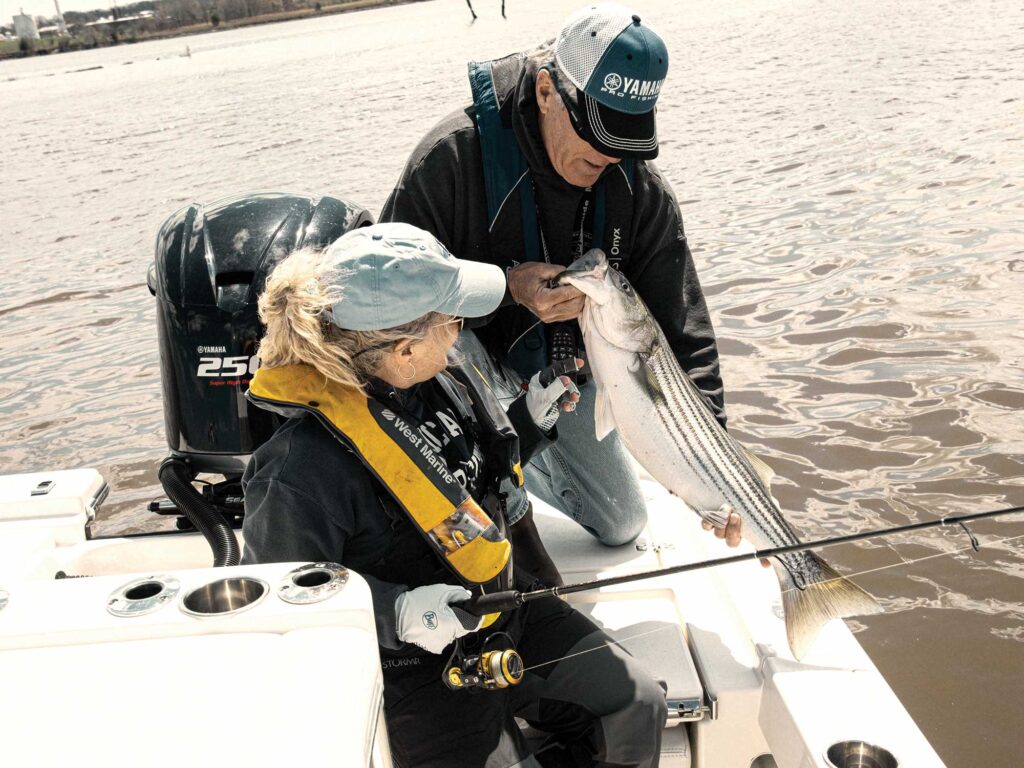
[395,584,482,654]
[524,358,584,431]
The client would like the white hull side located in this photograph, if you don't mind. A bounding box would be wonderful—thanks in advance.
[0,468,944,767]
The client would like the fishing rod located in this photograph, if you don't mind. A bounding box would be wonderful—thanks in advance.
[457,503,1024,616]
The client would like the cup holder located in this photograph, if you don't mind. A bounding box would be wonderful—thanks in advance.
[277,562,349,605]
[180,576,269,618]
[825,741,898,768]
[107,576,180,618]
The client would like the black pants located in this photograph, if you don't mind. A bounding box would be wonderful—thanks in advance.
[382,596,667,768]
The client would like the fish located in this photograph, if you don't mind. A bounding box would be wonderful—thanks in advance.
[556,249,882,659]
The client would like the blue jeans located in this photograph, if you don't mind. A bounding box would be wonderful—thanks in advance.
[457,331,646,546]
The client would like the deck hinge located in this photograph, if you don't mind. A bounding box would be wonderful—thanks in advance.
[667,697,715,722]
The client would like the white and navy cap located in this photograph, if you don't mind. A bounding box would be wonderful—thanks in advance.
[323,223,506,331]
[554,3,668,160]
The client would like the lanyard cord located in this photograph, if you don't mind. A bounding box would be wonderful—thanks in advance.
[505,183,594,358]
[532,180,595,266]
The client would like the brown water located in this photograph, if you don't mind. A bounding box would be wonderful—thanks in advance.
[1,0,1022,764]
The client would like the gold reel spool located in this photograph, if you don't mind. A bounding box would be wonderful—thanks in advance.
[445,645,524,690]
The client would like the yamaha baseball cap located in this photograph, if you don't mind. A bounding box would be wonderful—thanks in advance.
[554,3,668,160]
[323,223,506,331]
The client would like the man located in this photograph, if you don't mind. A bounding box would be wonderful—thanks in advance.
[381,3,728,549]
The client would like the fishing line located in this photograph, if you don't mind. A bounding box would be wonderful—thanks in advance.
[506,319,543,356]
[521,623,677,673]
[780,531,1024,597]
[505,528,1024,675]
[517,531,1024,675]
[459,505,1024,620]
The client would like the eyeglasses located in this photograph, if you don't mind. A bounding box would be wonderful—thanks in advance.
[433,317,465,333]
[547,67,587,133]
[546,66,651,159]
[350,317,463,360]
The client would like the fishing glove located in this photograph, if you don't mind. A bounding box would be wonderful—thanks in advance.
[523,361,581,432]
[394,584,482,654]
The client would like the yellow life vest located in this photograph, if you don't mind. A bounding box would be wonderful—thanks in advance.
[247,364,514,585]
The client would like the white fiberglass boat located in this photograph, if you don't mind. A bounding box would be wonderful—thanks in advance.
[0,193,944,767]
[0,464,943,767]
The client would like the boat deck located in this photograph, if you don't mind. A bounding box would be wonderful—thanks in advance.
[0,468,945,767]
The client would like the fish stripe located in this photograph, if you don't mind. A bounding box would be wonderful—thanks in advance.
[648,338,807,572]
[647,354,736,505]
[649,340,759,505]
[654,354,808,578]
[656,354,787,546]
[641,349,737,506]
[568,250,882,657]
[633,355,721,495]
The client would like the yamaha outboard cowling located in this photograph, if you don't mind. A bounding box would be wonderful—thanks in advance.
[148,193,373,564]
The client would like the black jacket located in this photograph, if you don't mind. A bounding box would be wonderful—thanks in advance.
[380,50,727,425]
[241,376,551,653]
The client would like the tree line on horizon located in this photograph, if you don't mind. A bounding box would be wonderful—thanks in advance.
[24,0,336,34]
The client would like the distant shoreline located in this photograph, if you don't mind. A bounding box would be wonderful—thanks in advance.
[0,0,425,61]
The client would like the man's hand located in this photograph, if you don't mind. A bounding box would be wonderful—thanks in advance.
[508,262,585,322]
[702,508,772,567]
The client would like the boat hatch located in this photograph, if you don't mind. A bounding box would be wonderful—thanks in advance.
[0,468,107,547]
[533,503,711,724]
[572,597,711,724]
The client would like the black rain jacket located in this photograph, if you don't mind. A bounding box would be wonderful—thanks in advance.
[241,376,551,655]
[380,49,727,425]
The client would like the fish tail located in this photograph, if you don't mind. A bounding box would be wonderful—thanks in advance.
[781,553,883,660]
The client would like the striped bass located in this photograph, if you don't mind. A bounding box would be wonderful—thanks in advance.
[557,250,882,659]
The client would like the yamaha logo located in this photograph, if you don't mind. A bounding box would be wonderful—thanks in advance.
[599,74,664,101]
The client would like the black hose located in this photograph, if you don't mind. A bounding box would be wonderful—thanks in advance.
[158,458,240,567]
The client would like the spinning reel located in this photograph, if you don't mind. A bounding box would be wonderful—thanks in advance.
[444,632,524,691]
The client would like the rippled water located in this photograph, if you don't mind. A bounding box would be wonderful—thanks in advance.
[1,0,1022,764]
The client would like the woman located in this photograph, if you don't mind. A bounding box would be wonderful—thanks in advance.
[242,222,667,767]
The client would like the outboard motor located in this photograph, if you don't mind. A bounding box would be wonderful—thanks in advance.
[147,193,374,565]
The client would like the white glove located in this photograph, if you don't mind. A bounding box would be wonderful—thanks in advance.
[524,361,582,432]
[394,584,482,654]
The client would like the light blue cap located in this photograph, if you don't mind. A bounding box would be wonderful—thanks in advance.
[323,223,506,331]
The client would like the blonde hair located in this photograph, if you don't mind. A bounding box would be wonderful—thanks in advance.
[257,246,444,392]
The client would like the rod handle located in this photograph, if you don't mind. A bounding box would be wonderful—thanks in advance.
[452,590,522,616]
